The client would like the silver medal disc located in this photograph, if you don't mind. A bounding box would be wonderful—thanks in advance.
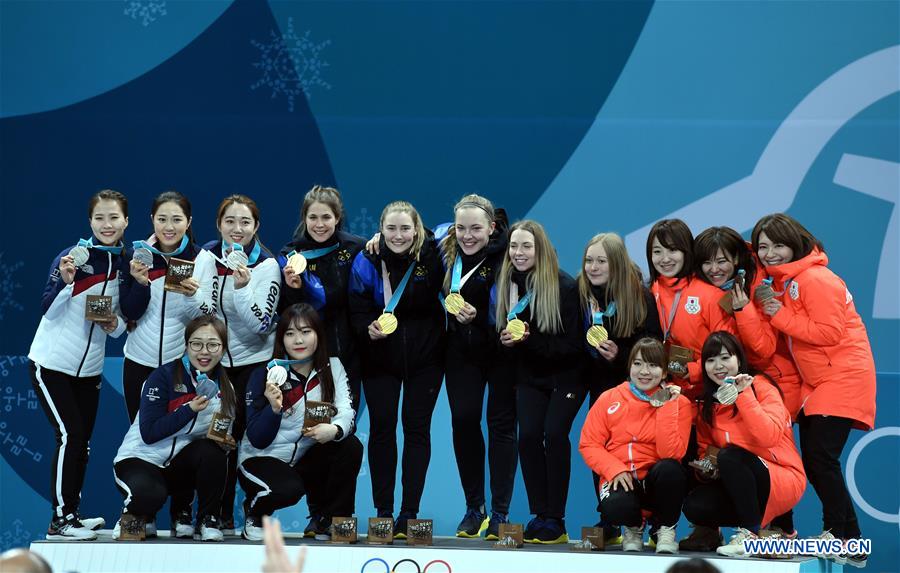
[715,383,739,406]
[69,246,90,267]
[649,386,672,408]
[226,249,249,270]
[134,248,154,268]
[267,365,288,387]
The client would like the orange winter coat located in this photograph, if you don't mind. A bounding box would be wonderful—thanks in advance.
[696,378,806,526]
[652,276,734,400]
[579,381,693,485]
[765,250,876,430]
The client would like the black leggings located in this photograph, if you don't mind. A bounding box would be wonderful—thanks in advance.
[683,446,770,533]
[239,437,364,518]
[221,361,266,521]
[599,458,686,527]
[123,358,155,423]
[445,345,517,514]
[30,362,100,518]
[364,363,443,514]
[113,439,228,522]
[798,412,860,539]
[516,380,586,519]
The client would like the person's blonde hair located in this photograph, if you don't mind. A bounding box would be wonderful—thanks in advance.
[495,220,562,334]
[576,233,648,338]
[441,194,496,293]
[380,201,426,261]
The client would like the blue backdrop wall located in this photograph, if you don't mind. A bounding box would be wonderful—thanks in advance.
[1,1,897,570]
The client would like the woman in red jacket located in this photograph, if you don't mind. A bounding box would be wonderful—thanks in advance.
[579,337,692,554]
[646,220,732,401]
[682,331,805,558]
[753,213,876,568]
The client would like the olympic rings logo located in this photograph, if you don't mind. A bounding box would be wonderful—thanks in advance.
[846,426,900,525]
[360,557,451,572]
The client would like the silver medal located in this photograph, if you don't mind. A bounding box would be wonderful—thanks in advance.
[267,365,288,387]
[134,248,154,268]
[226,249,249,270]
[715,383,739,405]
[69,246,90,267]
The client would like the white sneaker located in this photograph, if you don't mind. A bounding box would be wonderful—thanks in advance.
[717,527,756,557]
[242,516,264,541]
[655,525,678,554]
[810,530,839,558]
[112,520,121,540]
[172,510,194,539]
[46,514,97,541]
[77,515,105,531]
[199,516,224,542]
[622,525,644,552]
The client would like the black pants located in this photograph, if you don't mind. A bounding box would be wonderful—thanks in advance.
[30,362,100,518]
[798,412,860,539]
[599,458,686,527]
[123,358,155,423]
[239,436,364,518]
[113,439,228,522]
[221,361,266,520]
[445,345,517,514]
[683,446,770,533]
[516,380,586,519]
[363,363,443,514]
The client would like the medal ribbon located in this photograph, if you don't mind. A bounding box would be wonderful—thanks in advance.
[381,261,417,313]
[506,282,533,322]
[628,382,653,402]
[267,358,313,369]
[659,289,683,342]
[223,240,262,266]
[78,237,124,254]
[287,243,340,262]
[450,255,485,294]
[590,299,617,326]
[132,235,188,257]
[181,355,214,386]
[719,268,746,291]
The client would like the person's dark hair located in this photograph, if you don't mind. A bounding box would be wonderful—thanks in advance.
[646,219,694,282]
[751,213,824,261]
[665,557,722,573]
[627,337,669,378]
[272,304,335,404]
[699,331,781,425]
[174,315,235,416]
[89,189,128,218]
[693,226,756,295]
[151,190,194,244]
[216,194,271,255]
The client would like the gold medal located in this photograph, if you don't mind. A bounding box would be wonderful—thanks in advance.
[377,312,398,335]
[288,253,307,274]
[586,325,608,347]
[507,318,526,341]
[444,292,466,315]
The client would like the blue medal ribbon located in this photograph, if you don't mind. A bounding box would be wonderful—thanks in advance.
[267,357,313,369]
[506,290,533,322]
[223,240,261,266]
[719,269,746,291]
[384,262,417,313]
[181,355,212,385]
[450,256,464,293]
[628,382,653,402]
[592,301,617,326]
[287,243,340,262]
[132,235,188,257]
[760,276,793,296]
[78,237,124,254]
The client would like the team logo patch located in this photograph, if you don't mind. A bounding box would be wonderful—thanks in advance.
[145,387,160,402]
[684,296,701,315]
[607,401,621,415]
[789,281,800,300]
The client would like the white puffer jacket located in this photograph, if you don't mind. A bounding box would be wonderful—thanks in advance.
[29,246,126,377]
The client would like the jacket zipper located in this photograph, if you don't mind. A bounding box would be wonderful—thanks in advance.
[76,253,112,377]
[158,287,168,367]
[218,276,233,366]
[164,415,198,467]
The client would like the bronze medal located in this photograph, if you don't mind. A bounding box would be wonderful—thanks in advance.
[586,324,609,347]
[288,253,307,274]
[649,386,672,407]
[377,312,398,335]
[507,318,526,341]
[754,283,776,302]
[444,292,466,315]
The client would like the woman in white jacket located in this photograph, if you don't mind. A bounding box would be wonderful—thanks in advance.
[191,194,282,530]
[238,303,362,541]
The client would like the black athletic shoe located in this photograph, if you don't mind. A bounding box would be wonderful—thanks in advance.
[393,511,416,540]
[523,516,544,542]
[303,514,324,538]
[485,511,509,541]
[530,517,569,544]
[456,507,488,538]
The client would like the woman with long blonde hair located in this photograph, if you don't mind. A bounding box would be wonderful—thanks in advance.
[348,200,445,538]
[494,220,583,544]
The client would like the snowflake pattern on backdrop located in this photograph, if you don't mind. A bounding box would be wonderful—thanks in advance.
[349,208,378,239]
[0,254,24,320]
[123,1,167,27]
[251,17,331,112]
[1,519,32,552]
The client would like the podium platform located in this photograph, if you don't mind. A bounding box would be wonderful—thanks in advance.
[31,531,841,573]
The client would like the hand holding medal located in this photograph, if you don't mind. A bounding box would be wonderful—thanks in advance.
[714,376,740,405]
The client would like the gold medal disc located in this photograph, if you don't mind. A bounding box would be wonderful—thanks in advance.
[377,312,398,335]
[444,292,466,315]
[288,253,307,274]
[507,318,526,341]
[586,325,609,347]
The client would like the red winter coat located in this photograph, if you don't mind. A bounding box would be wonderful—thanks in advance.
[580,381,693,485]
[696,377,806,525]
[765,250,876,430]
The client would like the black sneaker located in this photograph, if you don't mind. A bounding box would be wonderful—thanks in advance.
[393,511,416,540]
[523,516,544,542]
[530,517,568,544]
[313,516,333,541]
[679,524,723,552]
[598,523,622,545]
[836,553,868,569]
[303,514,323,538]
[46,514,97,541]
[220,514,235,536]
[485,511,509,541]
[456,506,488,538]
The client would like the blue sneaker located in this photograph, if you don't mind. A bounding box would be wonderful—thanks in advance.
[524,516,545,542]
[531,517,569,544]
[456,507,488,538]
[485,511,509,541]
